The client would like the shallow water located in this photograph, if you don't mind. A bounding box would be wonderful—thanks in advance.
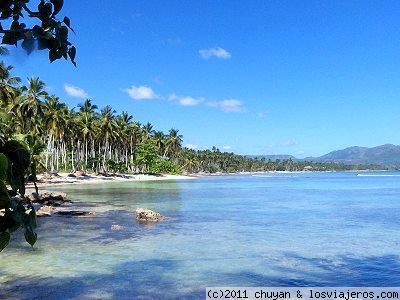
[1,172,400,299]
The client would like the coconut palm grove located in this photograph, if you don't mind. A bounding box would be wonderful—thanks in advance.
[0,61,380,177]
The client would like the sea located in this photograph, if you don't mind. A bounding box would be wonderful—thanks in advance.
[0,171,400,299]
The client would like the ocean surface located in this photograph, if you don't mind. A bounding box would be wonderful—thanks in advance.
[1,171,400,299]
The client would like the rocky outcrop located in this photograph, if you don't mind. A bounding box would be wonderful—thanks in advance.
[27,191,71,206]
[36,205,56,217]
[135,208,166,222]
[27,190,94,218]
[36,205,94,217]
[56,210,95,217]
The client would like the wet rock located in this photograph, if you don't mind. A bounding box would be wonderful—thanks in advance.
[55,210,95,217]
[36,205,56,217]
[135,208,166,222]
[36,205,95,217]
[27,191,70,205]
[67,173,76,178]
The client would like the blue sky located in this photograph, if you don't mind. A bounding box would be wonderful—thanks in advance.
[4,0,400,157]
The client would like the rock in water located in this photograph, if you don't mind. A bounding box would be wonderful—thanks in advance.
[28,191,68,203]
[135,208,166,222]
[36,205,56,217]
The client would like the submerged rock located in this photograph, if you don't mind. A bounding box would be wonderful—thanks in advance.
[36,205,56,217]
[36,205,94,217]
[135,208,166,222]
[55,210,95,217]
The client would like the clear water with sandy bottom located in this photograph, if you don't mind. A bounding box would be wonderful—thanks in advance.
[1,172,400,299]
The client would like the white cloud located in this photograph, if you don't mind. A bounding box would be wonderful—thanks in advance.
[64,84,89,99]
[185,144,199,150]
[169,93,202,106]
[222,146,232,150]
[199,47,231,60]
[207,99,246,113]
[123,85,158,100]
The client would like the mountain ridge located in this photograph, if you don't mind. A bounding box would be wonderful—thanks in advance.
[254,144,400,167]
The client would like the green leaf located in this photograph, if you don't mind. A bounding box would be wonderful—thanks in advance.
[2,34,17,46]
[3,140,30,195]
[63,16,75,33]
[0,232,10,252]
[68,46,76,61]
[12,202,25,224]
[26,206,37,230]
[58,26,68,39]
[63,16,70,28]
[68,46,76,66]
[44,3,53,16]
[24,226,37,247]
[50,0,64,16]
[32,25,44,37]
[21,38,35,55]
[49,49,57,62]
[3,140,30,171]
[0,182,10,209]
[37,38,48,50]
[0,153,8,181]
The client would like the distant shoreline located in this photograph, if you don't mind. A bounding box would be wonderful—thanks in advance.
[26,169,396,188]
[27,173,195,188]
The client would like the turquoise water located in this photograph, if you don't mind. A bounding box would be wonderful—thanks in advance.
[1,172,400,299]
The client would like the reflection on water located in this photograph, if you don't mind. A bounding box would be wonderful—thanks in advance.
[1,173,400,299]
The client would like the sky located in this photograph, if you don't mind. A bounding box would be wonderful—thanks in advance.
[4,0,400,157]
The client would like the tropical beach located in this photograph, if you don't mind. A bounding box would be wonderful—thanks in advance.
[31,172,195,187]
[1,1,400,299]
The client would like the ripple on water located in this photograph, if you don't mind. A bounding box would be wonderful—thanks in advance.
[1,173,400,298]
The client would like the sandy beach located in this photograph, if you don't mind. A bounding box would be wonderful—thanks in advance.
[27,172,196,188]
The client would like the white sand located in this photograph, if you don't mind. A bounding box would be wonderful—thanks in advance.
[29,172,195,187]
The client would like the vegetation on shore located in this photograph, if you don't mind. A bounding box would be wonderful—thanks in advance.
[0,0,78,252]
[0,1,384,253]
[1,62,383,177]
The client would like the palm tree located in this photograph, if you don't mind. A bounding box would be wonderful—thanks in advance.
[0,46,9,56]
[77,99,98,172]
[20,77,48,134]
[78,98,98,115]
[25,133,46,194]
[98,105,118,171]
[142,122,155,140]
[0,62,21,107]
[116,111,133,169]
[154,131,165,156]
[164,128,183,158]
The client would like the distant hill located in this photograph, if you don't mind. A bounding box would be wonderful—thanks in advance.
[254,144,400,168]
[305,144,400,167]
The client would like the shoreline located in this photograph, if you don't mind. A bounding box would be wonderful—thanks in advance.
[27,173,196,188]
[27,169,395,188]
